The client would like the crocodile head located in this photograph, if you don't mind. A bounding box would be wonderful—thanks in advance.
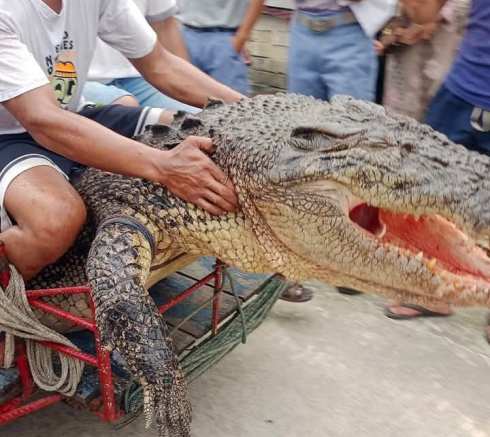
[140,94,490,307]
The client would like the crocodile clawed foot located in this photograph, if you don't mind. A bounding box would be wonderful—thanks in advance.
[140,364,192,437]
[156,368,192,437]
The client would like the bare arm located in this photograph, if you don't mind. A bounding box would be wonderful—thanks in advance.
[131,42,244,107]
[232,0,265,53]
[150,16,189,61]
[2,85,238,214]
[400,0,448,23]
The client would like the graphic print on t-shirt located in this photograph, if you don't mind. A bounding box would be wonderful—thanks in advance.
[46,31,78,107]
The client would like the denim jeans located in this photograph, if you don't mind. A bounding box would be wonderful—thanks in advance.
[287,15,378,102]
[83,77,199,113]
[426,84,490,156]
[181,27,249,96]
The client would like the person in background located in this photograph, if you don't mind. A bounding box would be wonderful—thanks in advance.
[288,0,378,102]
[386,0,490,337]
[84,0,196,112]
[179,0,265,96]
[287,0,383,297]
[378,0,470,122]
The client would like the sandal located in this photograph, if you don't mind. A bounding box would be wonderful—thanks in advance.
[280,283,313,303]
[385,302,452,320]
[337,287,363,296]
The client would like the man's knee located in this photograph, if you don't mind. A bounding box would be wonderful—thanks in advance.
[113,95,139,107]
[33,194,87,265]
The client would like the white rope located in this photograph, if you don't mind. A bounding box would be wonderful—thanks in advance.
[0,265,83,396]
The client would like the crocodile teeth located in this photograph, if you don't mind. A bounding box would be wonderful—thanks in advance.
[435,286,444,298]
[427,258,437,270]
[466,237,476,252]
[377,223,387,239]
[455,282,464,291]
[415,251,424,262]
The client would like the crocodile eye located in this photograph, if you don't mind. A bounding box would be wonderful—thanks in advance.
[291,123,367,153]
[291,125,361,153]
[291,129,336,152]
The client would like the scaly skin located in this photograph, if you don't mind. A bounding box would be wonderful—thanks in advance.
[87,222,190,436]
[26,94,490,435]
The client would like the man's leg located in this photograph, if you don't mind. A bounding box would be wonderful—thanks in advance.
[0,163,81,375]
[115,77,200,113]
[287,20,327,99]
[205,32,249,96]
[181,27,206,73]
[82,81,139,107]
[183,27,249,96]
[426,84,476,148]
[320,23,378,102]
[1,166,86,280]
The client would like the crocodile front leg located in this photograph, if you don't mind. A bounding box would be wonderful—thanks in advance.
[87,221,191,437]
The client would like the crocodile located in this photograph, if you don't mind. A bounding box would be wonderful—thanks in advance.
[15,93,490,436]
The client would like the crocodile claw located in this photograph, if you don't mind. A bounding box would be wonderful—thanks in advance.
[140,363,192,437]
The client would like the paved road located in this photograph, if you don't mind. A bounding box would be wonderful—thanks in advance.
[3,282,490,437]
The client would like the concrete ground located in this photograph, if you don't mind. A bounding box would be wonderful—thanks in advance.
[3,281,490,437]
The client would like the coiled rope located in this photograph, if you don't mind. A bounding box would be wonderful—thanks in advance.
[0,265,83,396]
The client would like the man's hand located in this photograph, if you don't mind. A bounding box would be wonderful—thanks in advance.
[230,0,264,59]
[4,87,238,217]
[231,34,247,55]
[397,24,425,45]
[373,40,385,55]
[157,136,239,216]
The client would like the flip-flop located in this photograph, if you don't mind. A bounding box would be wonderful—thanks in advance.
[385,302,452,320]
[279,283,314,303]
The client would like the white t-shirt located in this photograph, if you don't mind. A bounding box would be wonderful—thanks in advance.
[179,0,250,29]
[0,0,157,135]
[88,0,177,84]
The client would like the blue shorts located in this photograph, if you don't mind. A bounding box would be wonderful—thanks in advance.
[83,77,199,113]
[0,104,163,231]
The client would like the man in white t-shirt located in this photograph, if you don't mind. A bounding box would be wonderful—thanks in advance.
[84,0,196,112]
[0,0,243,281]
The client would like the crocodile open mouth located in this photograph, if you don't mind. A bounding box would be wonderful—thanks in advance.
[349,203,490,294]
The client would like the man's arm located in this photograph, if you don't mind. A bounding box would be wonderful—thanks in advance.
[231,0,265,54]
[150,16,190,61]
[2,85,238,215]
[130,42,244,107]
[400,0,448,23]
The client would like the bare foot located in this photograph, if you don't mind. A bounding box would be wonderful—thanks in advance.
[386,300,452,319]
